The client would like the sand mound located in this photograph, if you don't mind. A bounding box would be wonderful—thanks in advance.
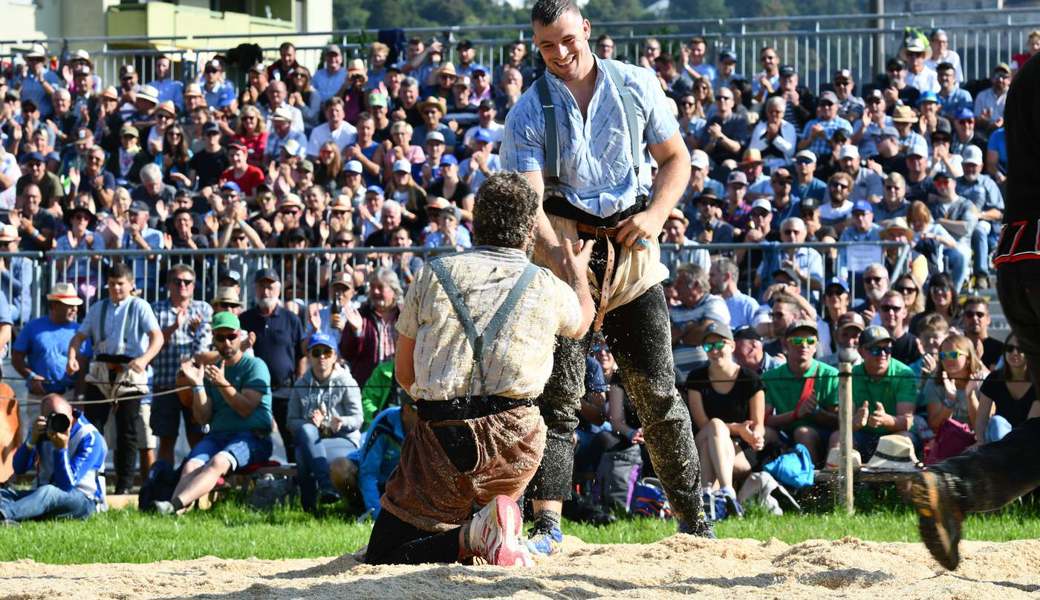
[4,535,1040,599]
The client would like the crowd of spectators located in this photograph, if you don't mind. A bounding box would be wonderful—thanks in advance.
[3,26,1038,523]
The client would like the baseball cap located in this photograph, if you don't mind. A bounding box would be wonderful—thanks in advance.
[21,151,44,164]
[129,200,151,214]
[478,98,495,111]
[795,149,817,163]
[916,91,939,106]
[367,92,388,107]
[473,128,494,143]
[750,198,772,214]
[852,200,873,214]
[733,325,762,342]
[819,90,839,104]
[834,68,853,80]
[254,268,281,284]
[886,57,906,71]
[779,64,796,77]
[954,107,975,121]
[962,145,983,165]
[799,197,820,212]
[785,320,819,337]
[859,325,893,348]
[344,160,363,174]
[703,322,734,341]
[212,311,241,331]
[425,131,446,144]
[220,181,241,194]
[393,159,411,173]
[325,44,342,56]
[994,62,1012,74]
[440,154,459,167]
[366,185,384,196]
[726,171,748,186]
[837,311,866,331]
[907,138,929,158]
[272,105,294,122]
[880,125,900,139]
[719,49,737,63]
[203,121,221,135]
[772,266,800,285]
[826,277,850,294]
[838,145,860,160]
[218,269,241,284]
[308,332,337,351]
[905,36,928,53]
[690,149,709,170]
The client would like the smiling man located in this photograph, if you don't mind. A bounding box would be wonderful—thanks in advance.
[501,0,713,551]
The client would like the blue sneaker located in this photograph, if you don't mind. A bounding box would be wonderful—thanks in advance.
[717,489,744,519]
[526,524,564,556]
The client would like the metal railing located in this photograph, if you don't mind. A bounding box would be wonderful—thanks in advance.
[8,239,911,326]
[1,7,1038,95]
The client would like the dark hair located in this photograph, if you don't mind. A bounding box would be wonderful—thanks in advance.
[1001,332,1023,381]
[108,262,133,281]
[473,172,539,249]
[531,0,580,26]
[923,272,961,319]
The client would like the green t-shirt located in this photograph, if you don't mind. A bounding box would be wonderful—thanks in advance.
[851,358,917,435]
[205,353,273,433]
[762,359,840,431]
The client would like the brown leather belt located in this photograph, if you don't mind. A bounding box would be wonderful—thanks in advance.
[573,223,617,333]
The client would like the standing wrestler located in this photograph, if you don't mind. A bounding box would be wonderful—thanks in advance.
[365,172,595,566]
[912,53,1040,570]
[501,0,713,552]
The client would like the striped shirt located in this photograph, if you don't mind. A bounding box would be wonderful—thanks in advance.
[501,57,679,218]
[397,248,583,401]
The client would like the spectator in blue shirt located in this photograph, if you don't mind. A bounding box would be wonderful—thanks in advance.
[792,150,828,203]
[798,91,853,157]
[154,312,273,516]
[0,224,33,324]
[313,44,348,104]
[201,59,237,111]
[14,44,62,119]
[5,394,107,523]
[12,283,88,399]
[148,55,185,111]
[333,402,416,518]
[936,62,972,119]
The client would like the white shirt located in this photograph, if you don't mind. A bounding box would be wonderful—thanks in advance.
[261,102,305,134]
[906,67,940,94]
[0,152,20,209]
[307,121,358,157]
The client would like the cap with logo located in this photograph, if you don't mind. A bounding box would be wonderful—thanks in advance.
[703,322,734,341]
[785,320,819,337]
[254,268,281,284]
[859,325,893,348]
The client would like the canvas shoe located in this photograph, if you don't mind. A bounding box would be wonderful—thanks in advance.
[526,523,564,557]
[911,470,964,570]
[153,500,178,516]
[469,496,532,567]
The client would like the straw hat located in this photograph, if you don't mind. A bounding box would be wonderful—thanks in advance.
[47,282,84,306]
[880,217,914,243]
[892,104,917,123]
[862,435,921,473]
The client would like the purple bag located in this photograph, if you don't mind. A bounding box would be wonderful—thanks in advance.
[925,418,975,464]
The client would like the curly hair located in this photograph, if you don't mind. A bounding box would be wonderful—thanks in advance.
[472,172,539,250]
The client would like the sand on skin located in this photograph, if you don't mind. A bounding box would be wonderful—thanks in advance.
[3,535,1040,599]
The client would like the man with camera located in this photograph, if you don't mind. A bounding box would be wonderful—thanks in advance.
[3,393,107,524]
[154,312,273,516]
[66,262,164,494]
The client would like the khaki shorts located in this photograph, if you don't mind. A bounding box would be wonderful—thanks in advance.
[381,405,546,533]
[536,214,669,315]
[136,403,157,450]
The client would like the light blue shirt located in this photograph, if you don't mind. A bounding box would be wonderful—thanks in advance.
[501,57,679,218]
[150,78,185,110]
[800,117,853,157]
[725,291,760,330]
[459,153,502,192]
[312,67,347,103]
[78,295,160,362]
[266,129,308,160]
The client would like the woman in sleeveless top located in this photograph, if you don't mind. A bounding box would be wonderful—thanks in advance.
[686,324,765,516]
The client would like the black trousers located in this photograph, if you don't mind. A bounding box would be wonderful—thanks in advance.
[272,395,293,463]
[366,508,462,565]
[83,385,140,492]
[526,279,704,526]
[932,262,1040,511]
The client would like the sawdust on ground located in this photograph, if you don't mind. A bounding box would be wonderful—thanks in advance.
[4,535,1040,599]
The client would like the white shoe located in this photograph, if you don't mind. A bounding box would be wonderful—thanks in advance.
[468,496,532,567]
[154,500,177,516]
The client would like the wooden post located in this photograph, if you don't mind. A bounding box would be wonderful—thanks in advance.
[837,361,855,514]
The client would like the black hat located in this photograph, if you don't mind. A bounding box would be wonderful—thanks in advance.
[64,205,96,228]
[779,64,796,77]
[733,325,762,342]
[254,268,280,284]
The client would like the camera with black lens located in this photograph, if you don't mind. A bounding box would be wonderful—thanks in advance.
[46,412,71,435]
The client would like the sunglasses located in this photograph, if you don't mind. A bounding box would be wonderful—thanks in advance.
[214,303,239,310]
[864,276,885,284]
[825,289,846,297]
[788,336,817,347]
[868,345,893,357]
[214,333,238,343]
[1006,345,1023,355]
[172,278,195,286]
[897,286,918,294]
[938,350,963,360]
[880,304,903,312]
[310,347,334,358]
[717,96,733,101]
[333,239,354,246]
[830,182,849,190]
[702,341,727,352]
[964,310,987,319]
